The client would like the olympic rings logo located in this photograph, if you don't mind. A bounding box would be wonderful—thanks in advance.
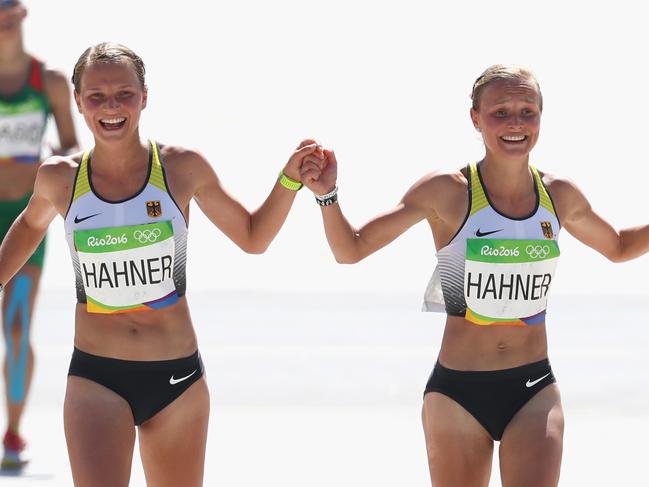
[525,245,550,259]
[133,228,162,243]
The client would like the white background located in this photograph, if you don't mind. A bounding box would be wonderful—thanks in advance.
[24,0,649,296]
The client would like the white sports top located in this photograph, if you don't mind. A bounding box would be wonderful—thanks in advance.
[64,141,188,314]
[423,162,561,326]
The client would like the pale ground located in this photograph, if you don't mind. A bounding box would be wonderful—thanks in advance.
[1,291,647,486]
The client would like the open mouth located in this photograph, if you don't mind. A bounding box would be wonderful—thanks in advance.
[99,117,126,130]
[500,135,527,143]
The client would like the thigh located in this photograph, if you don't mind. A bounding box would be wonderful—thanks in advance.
[138,377,210,487]
[422,392,494,487]
[64,376,136,487]
[499,384,564,487]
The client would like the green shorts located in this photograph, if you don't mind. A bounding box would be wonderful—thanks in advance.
[0,193,46,269]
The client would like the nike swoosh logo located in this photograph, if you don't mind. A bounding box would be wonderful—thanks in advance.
[526,372,551,388]
[169,369,197,385]
[74,213,101,224]
[475,228,503,237]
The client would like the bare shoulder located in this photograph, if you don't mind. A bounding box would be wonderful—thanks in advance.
[33,154,81,212]
[42,67,72,100]
[158,144,211,171]
[538,170,585,200]
[538,169,589,222]
[157,143,215,181]
[38,153,80,181]
[157,144,217,201]
[403,168,467,207]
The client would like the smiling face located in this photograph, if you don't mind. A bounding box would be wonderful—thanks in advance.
[74,61,148,144]
[470,78,542,162]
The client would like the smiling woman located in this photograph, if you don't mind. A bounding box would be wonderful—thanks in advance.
[298,64,649,487]
[0,41,323,486]
[72,44,146,142]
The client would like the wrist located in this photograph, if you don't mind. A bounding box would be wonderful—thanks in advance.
[278,170,303,191]
[315,185,338,206]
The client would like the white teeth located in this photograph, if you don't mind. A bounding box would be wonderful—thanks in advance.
[100,118,126,124]
[502,135,526,141]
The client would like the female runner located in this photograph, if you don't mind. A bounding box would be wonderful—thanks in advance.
[0,0,77,468]
[300,65,649,486]
[0,42,322,486]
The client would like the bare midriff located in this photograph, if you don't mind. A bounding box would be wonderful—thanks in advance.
[437,315,548,371]
[73,297,198,361]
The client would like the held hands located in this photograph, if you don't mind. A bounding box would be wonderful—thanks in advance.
[282,139,325,182]
[300,149,337,196]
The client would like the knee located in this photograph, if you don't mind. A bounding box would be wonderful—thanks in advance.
[4,323,31,346]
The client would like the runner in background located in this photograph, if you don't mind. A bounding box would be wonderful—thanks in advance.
[0,0,78,469]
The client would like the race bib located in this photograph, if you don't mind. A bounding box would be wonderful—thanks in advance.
[74,221,178,313]
[464,239,559,324]
[0,109,44,159]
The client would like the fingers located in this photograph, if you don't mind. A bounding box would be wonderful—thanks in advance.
[297,145,321,165]
[300,159,322,178]
[300,157,323,185]
[323,149,337,168]
[297,138,317,149]
[302,153,326,170]
[301,168,322,186]
[296,139,324,159]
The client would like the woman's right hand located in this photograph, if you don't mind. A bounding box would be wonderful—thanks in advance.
[301,149,337,196]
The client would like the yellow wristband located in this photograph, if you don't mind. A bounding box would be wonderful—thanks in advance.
[278,171,303,191]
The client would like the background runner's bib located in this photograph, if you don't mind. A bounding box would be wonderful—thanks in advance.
[0,110,45,159]
[0,58,50,164]
[74,221,176,313]
[464,239,559,323]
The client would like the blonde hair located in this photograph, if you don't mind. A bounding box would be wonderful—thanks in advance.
[471,65,542,111]
[72,42,146,92]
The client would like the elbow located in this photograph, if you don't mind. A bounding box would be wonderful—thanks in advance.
[606,254,622,263]
[242,242,270,255]
[606,241,628,263]
[334,252,362,264]
[606,251,626,263]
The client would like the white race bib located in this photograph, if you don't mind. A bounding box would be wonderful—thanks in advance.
[464,239,559,324]
[74,221,178,313]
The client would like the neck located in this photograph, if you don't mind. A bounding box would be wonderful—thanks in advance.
[90,135,149,175]
[0,34,26,68]
[479,152,533,197]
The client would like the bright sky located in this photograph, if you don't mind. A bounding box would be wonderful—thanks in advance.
[25,0,649,295]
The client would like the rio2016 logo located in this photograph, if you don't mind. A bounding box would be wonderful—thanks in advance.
[480,245,520,257]
[87,234,128,247]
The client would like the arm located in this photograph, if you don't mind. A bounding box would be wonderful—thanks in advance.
[301,150,432,264]
[44,69,79,155]
[0,161,61,286]
[191,140,323,254]
[548,175,649,262]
